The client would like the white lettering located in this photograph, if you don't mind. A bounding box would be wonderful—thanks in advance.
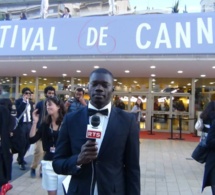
[155,23,171,48]
[22,28,33,51]
[197,18,213,44]
[136,23,151,49]
[87,27,98,46]
[99,27,108,46]
[0,25,11,48]
[11,25,18,48]
[48,27,57,50]
[175,22,191,48]
[30,27,44,51]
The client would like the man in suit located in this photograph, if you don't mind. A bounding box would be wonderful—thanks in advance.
[15,87,34,170]
[53,68,140,195]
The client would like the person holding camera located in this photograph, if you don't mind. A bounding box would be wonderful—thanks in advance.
[65,87,88,113]
[29,96,66,195]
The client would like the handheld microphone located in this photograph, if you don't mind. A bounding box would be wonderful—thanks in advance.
[86,115,102,140]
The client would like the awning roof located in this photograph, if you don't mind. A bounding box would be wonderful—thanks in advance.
[0,0,104,6]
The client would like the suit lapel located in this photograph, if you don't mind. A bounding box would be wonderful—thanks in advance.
[98,107,118,157]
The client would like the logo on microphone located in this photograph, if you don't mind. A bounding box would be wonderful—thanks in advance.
[86,115,102,139]
[86,130,101,139]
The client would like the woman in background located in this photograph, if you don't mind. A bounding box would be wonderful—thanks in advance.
[131,98,143,130]
[29,96,66,195]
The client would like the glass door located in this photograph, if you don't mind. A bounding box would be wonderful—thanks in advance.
[113,92,149,130]
[151,93,191,132]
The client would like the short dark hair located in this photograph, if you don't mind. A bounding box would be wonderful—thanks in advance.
[65,7,70,12]
[75,87,85,95]
[44,86,56,95]
[90,68,114,79]
[22,87,32,94]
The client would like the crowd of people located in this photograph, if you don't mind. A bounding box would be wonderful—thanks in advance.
[2,7,71,21]
[1,68,215,195]
[0,68,140,195]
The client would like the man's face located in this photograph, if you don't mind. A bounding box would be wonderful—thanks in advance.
[88,73,113,109]
[75,91,84,100]
[23,90,31,99]
[46,90,55,98]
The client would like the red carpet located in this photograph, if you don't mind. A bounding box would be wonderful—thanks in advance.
[140,131,199,142]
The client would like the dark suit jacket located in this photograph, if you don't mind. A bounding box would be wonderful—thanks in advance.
[15,98,34,124]
[53,106,140,195]
[0,106,14,185]
[202,119,215,191]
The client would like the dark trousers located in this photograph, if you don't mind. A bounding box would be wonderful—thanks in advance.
[17,122,32,164]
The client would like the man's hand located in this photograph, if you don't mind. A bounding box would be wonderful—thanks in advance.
[64,101,71,108]
[79,96,87,106]
[77,140,98,165]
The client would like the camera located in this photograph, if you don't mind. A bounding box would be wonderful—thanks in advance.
[68,98,74,103]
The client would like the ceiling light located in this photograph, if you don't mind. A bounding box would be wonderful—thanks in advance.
[133,81,137,83]
[23,73,27,76]
[43,66,47,69]
[94,65,99,69]
[114,79,117,82]
[171,81,174,84]
[194,79,198,82]
[67,80,70,83]
[177,70,183,73]
[76,70,81,73]
[43,78,47,80]
[152,79,156,82]
[124,70,130,73]
[187,83,191,86]
[31,70,36,73]
[212,66,215,69]
[210,82,214,84]
[151,74,156,77]
[200,74,206,77]
[202,85,206,88]
[150,66,156,69]
[62,74,67,77]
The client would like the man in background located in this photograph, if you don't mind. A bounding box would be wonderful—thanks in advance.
[15,87,34,170]
[53,68,140,194]
[30,86,56,178]
[65,87,88,113]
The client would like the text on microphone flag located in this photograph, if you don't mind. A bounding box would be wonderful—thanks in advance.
[87,130,101,139]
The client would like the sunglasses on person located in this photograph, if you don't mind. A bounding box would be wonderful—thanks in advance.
[25,92,31,95]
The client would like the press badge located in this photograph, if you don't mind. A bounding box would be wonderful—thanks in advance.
[50,147,56,153]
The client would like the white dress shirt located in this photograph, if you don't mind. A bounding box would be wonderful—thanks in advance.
[88,102,112,195]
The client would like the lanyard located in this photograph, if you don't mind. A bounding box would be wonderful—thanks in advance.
[49,123,61,147]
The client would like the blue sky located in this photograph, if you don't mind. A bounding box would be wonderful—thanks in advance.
[130,0,201,13]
